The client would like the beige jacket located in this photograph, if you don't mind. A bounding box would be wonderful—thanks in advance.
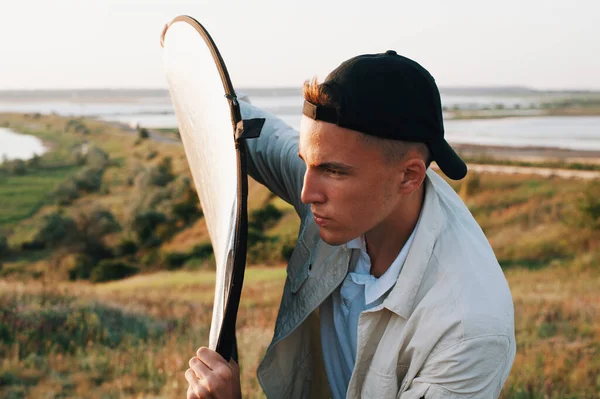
[242,102,516,399]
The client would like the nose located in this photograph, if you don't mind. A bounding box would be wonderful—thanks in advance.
[301,168,326,205]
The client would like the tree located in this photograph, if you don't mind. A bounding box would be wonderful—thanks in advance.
[138,127,150,140]
[149,157,175,187]
[132,210,167,246]
[32,212,77,248]
[74,208,121,260]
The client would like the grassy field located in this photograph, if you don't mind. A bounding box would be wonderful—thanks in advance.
[0,166,80,227]
[1,113,599,398]
[0,261,598,398]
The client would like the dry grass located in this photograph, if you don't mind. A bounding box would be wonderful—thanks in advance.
[1,258,598,398]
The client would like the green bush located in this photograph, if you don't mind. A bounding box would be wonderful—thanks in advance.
[117,239,138,256]
[249,204,283,231]
[7,159,27,175]
[149,157,174,187]
[90,260,138,283]
[138,127,150,140]
[191,242,213,259]
[27,154,42,168]
[165,252,189,270]
[54,180,80,205]
[132,211,167,246]
[32,212,77,248]
[0,295,166,356]
[64,118,89,134]
[73,167,105,192]
[67,254,95,281]
[576,183,600,229]
[172,188,201,224]
[0,235,8,256]
[280,235,297,262]
[84,145,109,169]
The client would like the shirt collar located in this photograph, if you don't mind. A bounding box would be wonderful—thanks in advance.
[343,235,365,250]
[342,225,418,306]
[364,227,417,305]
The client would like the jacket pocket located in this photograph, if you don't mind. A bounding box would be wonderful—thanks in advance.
[360,365,401,399]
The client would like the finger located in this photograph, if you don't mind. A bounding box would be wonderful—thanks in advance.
[229,358,240,376]
[185,369,213,399]
[189,356,211,379]
[187,385,199,399]
[196,347,230,370]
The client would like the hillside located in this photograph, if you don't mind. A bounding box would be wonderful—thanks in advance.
[0,113,599,398]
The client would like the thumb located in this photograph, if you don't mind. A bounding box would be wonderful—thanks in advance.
[229,358,240,375]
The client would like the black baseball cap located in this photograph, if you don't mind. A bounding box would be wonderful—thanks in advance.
[302,50,467,180]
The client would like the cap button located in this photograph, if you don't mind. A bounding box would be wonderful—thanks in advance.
[385,50,397,55]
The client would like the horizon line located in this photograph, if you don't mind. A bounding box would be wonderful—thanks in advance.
[1,85,600,93]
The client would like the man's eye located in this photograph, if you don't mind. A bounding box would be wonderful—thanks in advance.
[327,169,344,176]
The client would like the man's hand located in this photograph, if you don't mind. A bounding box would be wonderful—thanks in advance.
[185,347,241,399]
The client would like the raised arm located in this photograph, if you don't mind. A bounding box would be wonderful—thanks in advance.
[240,101,308,219]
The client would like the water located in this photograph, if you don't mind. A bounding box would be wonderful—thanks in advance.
[0,128,47,162]
[445,116,600,151]
[1,89,599,152]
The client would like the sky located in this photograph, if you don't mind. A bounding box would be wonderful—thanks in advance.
[1,0,599,91]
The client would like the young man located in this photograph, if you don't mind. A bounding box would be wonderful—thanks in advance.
[185,51,516,398]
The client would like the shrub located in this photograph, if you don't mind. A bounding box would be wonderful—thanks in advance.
[0,296,166,356]
[84,145,109,169]
[117,239,138,256]
[90,260,138,283]
[149,157,174,187]
[27,154,42,168]
[7,159,27,175]
[165,252,189,270]
[0,235,8,258]
[65,118,89,134]
[132,211,167,245]
[54,180,80,205]
[138,127,150,139]
[249,203,283,231]
[172,184,202,224]
[32,212,77,248]
[191,242,213,259]
[576,183,600,229]
[280,235,297,262]
[247,237,282,265]
[73,167,105,192]
[74,208,120,261]
[67,254,95,281]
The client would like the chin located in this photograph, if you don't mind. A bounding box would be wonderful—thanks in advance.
[318,228,349,247]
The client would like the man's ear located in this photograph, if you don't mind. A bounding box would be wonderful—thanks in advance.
[398,158,427,194]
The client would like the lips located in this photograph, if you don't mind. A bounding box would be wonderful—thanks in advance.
[312,212,330,227]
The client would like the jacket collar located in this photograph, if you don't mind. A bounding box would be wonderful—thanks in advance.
[381,170,443,318]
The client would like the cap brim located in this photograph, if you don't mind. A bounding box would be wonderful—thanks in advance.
[428,138,467,180]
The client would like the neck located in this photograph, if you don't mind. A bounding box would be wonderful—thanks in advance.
[365,183,425,278]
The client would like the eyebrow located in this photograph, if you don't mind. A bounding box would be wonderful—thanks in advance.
[298,152,355,173]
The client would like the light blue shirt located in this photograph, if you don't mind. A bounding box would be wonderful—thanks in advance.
[320,229,417,399]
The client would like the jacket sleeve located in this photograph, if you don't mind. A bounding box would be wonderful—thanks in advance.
[398,334,515,399]
[240,100,308,219]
